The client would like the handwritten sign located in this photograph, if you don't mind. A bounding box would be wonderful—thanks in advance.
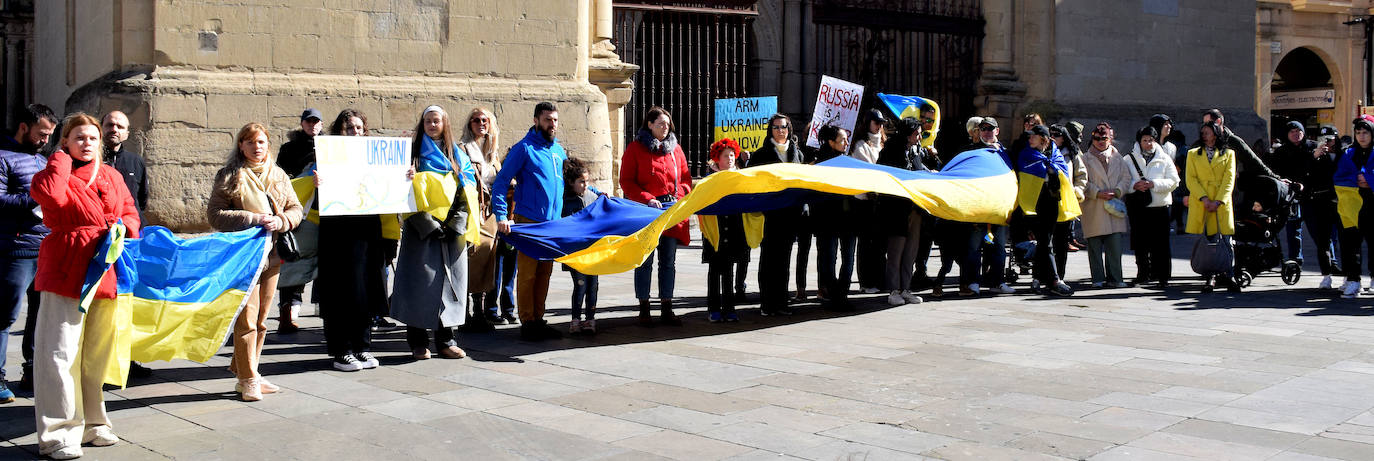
[806,75,864,148]
[314,135,417,216]
[714,96,777,153]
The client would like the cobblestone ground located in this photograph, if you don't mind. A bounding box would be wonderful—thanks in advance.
[4,236,1374,460]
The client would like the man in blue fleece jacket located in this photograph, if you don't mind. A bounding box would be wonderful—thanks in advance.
[493,102,566,341]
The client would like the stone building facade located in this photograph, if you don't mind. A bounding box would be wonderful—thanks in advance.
[32,0,635,231]
[1258,0,1369,138]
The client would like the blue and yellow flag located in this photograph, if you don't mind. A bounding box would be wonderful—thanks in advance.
[876,93,940,149]
[80,226,270,387]
[412,136,481,246]
[1015,144,1081,222]
[1335,146,1368,229]
[529,149,1015,275]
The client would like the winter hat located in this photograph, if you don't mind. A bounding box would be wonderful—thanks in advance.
[1066,121,1085,144]
[1285,120,1305,133]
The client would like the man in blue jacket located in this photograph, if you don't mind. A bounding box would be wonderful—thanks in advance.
[0,103,57,402]
[493,102,566,341]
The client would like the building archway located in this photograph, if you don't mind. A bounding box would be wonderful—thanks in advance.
[1270,46,1339,138]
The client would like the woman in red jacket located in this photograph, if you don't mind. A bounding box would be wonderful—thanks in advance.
[620,106,693,326]
[30,113,140,460]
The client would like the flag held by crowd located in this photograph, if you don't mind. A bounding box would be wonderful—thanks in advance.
[534,149,1017,275]
[876,93,941,149]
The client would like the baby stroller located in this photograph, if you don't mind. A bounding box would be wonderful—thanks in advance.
[1231,175,1301,287]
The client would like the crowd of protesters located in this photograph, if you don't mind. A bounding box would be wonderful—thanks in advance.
[1,96,1371,459]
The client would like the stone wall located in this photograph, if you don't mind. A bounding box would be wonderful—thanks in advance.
[35,0,614,231]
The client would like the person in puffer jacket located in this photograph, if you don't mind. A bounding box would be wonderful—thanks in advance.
[30,113,140,459]
[0,102,56,402]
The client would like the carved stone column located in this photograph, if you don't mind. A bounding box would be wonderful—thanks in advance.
[589,0,638,195]
[975,0,1025,132]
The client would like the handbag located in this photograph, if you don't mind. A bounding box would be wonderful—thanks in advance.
[1190,214,1232,276]
[264,193,301,262]
[1123,153,1153,209]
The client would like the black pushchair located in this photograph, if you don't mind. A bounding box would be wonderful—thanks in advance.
[1231,175,1301,287]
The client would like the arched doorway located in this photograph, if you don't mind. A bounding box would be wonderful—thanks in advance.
[1271,47,1337,139]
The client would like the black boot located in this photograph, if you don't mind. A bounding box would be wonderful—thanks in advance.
[637,299,655,327]
[660,299,681,326]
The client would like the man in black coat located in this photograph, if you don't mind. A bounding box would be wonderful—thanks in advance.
[101,111,148,219]
[276,108,324,177]
[1267,121,1316,264]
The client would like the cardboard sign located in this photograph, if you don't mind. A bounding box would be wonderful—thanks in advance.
[806,75,864,148]
[314,135,417,216]
[713,96,778,153]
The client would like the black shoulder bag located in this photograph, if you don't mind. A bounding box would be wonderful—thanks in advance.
[1124,153,1153,209]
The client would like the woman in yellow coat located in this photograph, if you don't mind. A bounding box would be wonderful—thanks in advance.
[1184,121,1239,292]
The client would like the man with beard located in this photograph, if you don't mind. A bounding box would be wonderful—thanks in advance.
[0,103,57,400]
[493,102,566,341]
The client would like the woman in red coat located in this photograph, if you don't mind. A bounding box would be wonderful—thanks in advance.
[30,113,140,460]
[620,106,693,326]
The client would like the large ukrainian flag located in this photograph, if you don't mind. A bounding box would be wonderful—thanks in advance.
[81,225,271,386]
[538,148,1017,275]
[876,93,940,149]
[1334,146,1367,229]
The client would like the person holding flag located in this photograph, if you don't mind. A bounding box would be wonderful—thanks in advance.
[1335,115,1374,298]
[392,105,481,359]
[30,113,142,459]
[1015,124,1078,297]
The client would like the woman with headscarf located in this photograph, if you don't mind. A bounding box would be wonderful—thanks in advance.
[1185,121,1240,292]
[30,113,142,459]
[391,105,481,359]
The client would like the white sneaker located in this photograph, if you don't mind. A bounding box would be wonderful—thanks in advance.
[888,291,905,306]
[82,425,118,447]
[354,352,379,369]
[901,290,924,304]
[1319,275,1333,290]
[45,445,82,460]
[1342,281,1361,299]
[863,287,880,294]
[1366,279,1373,292]
[995,283,1016,294]
[333,354,364,372]
[967,283,980,293]
[569,319,583,334]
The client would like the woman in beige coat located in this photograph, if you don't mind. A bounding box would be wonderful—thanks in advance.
[1079,123,1130,287]
[207,122,303,401]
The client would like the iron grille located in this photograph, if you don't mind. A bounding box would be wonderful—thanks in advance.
[614,7,757,177]
[813,0,984,156]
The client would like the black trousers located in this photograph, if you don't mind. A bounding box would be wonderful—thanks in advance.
[1303,198,1341,275]
[317,216,380,357]
[1029,199,1063,285]
[1128,205,1173,282]
[758,207,798,312]
[707,257,737,314]
[407,326,456,350]
[1053,221,1072,278]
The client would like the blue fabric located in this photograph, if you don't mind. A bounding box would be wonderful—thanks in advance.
[504,196,665,261]
[0,148,50,257]
[111,226,269,303]
[416,136,477,186]
[491,127,566,222]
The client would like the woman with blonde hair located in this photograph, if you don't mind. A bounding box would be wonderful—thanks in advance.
[30,112,141,459]
[459,107,505,329]
[207,122,303,400]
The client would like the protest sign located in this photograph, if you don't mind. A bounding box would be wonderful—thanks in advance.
[315,135,417,216]
[713,96,777,153]
[805,75,864,148]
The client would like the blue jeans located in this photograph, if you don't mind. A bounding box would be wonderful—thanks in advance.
[1,256,37,380]
[485,242,517,317]
[1285,212,1304,263]
[634,236,678,300]
[981,225,1008,286]
[570,270,598,320]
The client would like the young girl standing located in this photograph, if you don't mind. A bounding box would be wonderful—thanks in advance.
[701,139,751,322]
[562,157,604,333]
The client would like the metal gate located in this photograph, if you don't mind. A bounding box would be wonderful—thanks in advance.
[813,0,983,155]
[613,2,757,177]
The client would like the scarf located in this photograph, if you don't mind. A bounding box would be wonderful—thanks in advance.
[636,129,679,155]
[237,158,272,214]
[773,138,792,163]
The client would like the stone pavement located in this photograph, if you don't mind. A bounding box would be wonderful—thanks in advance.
[4,237,1374,460]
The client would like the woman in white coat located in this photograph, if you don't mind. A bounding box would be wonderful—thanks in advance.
[1119,126,1180,287]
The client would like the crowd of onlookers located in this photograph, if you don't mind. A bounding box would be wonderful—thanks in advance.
[1,98,1371,459]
